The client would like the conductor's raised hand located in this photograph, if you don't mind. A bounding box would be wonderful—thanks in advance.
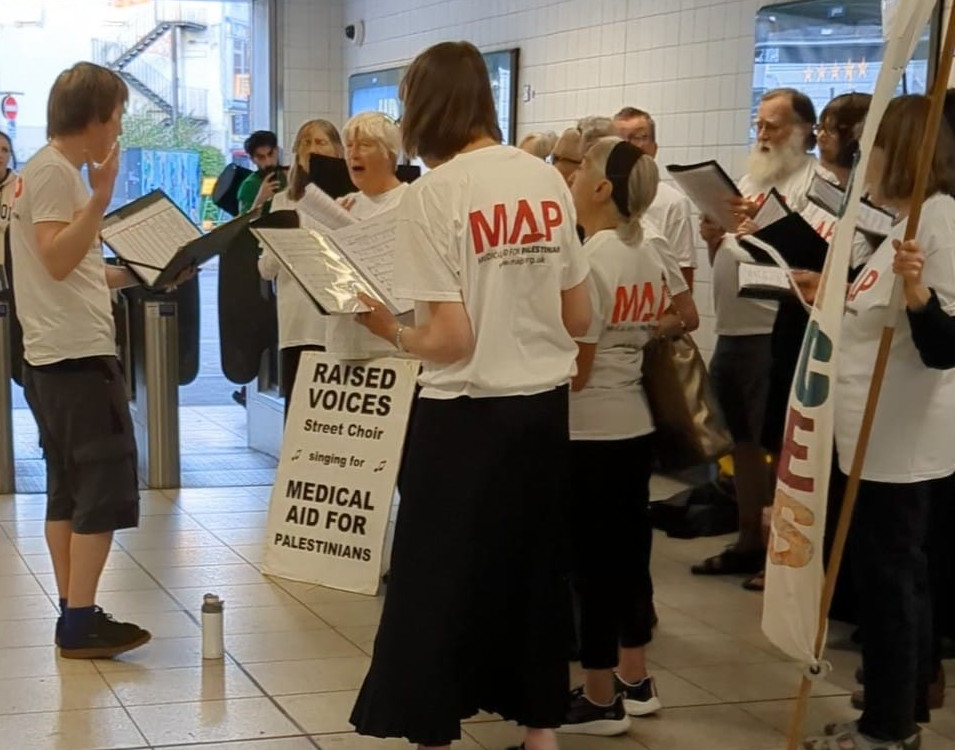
[86,142,120,210]
[354,292,397,343]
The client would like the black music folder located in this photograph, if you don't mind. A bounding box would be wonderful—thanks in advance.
[101,190,260,288]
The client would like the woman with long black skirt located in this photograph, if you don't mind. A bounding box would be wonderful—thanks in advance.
[349,41,592,750]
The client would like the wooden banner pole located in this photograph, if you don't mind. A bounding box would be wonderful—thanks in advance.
[786,6,955,748]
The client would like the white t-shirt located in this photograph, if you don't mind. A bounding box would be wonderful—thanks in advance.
[712,156,818,336]
[0,169,16,238]
[395,145,589,400]
[10,146,115,366]
[835,193,955,483]
[570,228,689,440]
[644,181,697,270]
[324,182,409,359]
[258,190,327,349]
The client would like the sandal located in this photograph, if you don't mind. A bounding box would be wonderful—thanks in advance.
[691,546,765,576]
[742,570,765,591]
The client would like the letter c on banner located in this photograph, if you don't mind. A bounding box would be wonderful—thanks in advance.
[794,321,833,409]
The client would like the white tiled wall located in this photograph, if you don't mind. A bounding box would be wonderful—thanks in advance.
[332,0,768,355]
[279,0,346,155]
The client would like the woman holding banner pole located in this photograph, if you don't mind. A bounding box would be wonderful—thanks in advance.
[802,95,955,750]
[348,41,591,750]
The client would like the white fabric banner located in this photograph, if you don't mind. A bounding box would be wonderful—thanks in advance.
[761,0,939,665]
[261,352,419,595]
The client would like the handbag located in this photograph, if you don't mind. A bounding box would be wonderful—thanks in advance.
[641,334,733,471]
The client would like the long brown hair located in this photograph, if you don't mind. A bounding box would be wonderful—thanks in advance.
[875,95,955,201]
[287,119,343,201]
[399,41,502,162]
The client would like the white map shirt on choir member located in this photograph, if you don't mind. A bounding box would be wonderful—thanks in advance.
[395,145,588,400]
[835,193,955,484]
[711,156,818,336]
[570,227,688,441]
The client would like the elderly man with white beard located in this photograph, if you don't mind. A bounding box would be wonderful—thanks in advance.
[692,87,819,584]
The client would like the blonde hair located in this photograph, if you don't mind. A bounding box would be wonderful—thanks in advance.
[577,115,615,155]
[288,119,343,201]
[518,131,558,160]
[586,136,659,245]
[344,111,401,166]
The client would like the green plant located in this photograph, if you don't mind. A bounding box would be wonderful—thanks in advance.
[120,113,209,151]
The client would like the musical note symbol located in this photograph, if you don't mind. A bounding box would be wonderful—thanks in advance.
[291,449,302,462]
[373,460,387,473]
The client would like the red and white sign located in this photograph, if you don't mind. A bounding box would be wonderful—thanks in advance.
[1,96,18,121]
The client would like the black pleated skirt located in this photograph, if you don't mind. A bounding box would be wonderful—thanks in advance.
[350,386,573,746]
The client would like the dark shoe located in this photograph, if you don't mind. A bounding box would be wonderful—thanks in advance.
[615,673,662,716]
[59,607,151,659]
[232,387,247,407]
[742,570,766,591]
[691,546,765,576]
[55,616,62,647]
[556,686,631,736]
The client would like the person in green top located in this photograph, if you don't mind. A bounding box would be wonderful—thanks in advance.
[236,130,287,215]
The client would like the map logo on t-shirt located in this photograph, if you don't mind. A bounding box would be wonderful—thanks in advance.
[611,281,668,325]
[468,199,563,266]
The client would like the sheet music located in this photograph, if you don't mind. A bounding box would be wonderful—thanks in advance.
[738,262,791,296]
[250,227,373,315]
[328,209,411,315]
[754,189,790,229]
[666,160,742,231]
[298,184,358,231]
[807,173,894,240]
[101,196,201,287]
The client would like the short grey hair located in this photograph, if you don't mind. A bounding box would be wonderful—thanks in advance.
[577,115,615,155]
[344,111,401,161]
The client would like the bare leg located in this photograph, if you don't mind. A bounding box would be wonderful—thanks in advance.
[524,728,559,750]
[68,531,113,608]
[45,520,72,601]
[583,667,616,705]
[617,646,648,685]
[733,442,770,552]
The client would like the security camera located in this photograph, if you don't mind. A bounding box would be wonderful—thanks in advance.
[344,20,365,46]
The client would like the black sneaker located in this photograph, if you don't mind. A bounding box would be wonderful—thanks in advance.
[59,607,151,659]
[55,616,62,647]
[614,674,662,716]
[556,686,631,736]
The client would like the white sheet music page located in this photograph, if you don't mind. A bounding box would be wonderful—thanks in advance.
[329,209,412,315]
[250,227,372,314]
[666,161,741,231]
[100,196,201,286]
[299,184,359,230]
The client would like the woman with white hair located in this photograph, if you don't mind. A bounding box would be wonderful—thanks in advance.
[328,111,410,358]
[519,131,558,161]
[339,111,408,218]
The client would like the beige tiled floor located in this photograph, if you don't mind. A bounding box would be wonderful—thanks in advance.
[2,485,955,750]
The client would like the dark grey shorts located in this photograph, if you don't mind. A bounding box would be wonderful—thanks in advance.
[23,357,139,534]
[709,334,773,444]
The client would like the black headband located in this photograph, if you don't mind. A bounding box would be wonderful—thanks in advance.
[605,140,643,217]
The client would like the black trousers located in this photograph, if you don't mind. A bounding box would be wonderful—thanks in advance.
[280,345,324,421]
[850,474,940,741]
[570,434,655,670]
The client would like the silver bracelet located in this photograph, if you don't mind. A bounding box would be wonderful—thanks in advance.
[394,324,407,352]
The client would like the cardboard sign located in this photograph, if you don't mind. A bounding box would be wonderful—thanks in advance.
[262,352,419,595]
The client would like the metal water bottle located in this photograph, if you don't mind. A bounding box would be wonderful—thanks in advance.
[201,593,224,660]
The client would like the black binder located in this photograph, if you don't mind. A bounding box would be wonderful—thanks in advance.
[740,213,828,273]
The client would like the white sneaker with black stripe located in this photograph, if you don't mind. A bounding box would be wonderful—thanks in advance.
[614,673,662,716]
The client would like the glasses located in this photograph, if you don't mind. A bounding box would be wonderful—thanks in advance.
[548,154,582,167]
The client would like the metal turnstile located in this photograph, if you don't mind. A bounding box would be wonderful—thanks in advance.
[0,301,14,494]
[130,299,180,488]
